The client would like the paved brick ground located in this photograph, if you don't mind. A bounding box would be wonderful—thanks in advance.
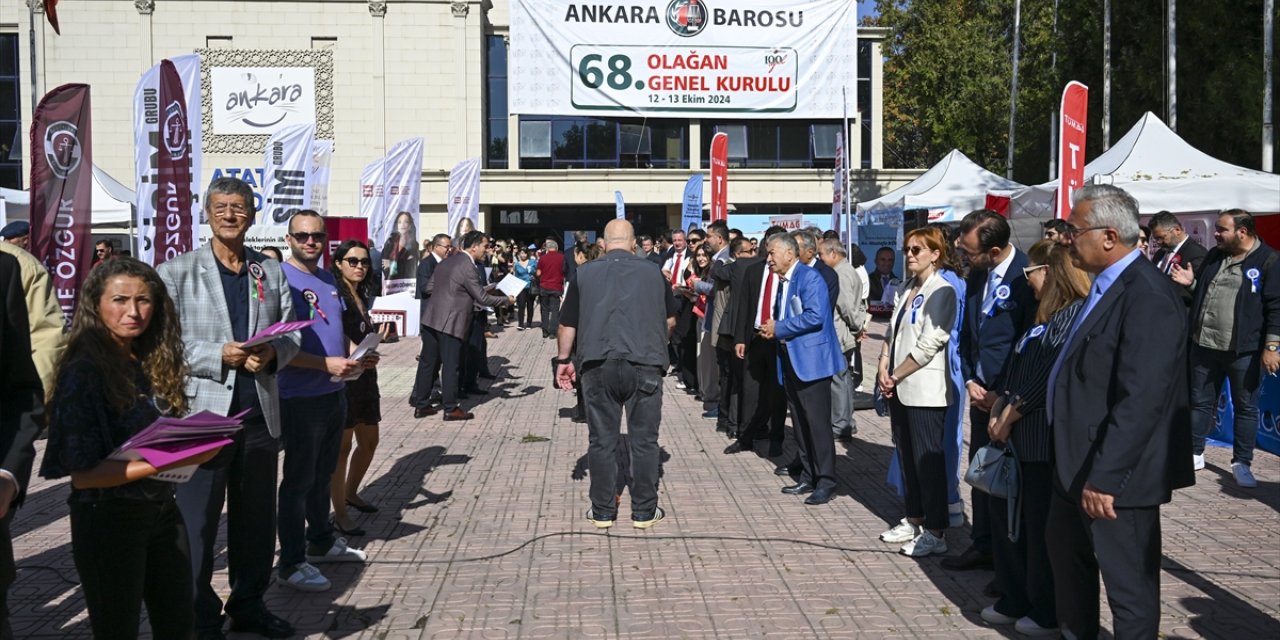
[8,319,1280,638]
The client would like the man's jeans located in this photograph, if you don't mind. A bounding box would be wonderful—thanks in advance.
[581,359,664,520]
[1190,344,1262,465]
[540,291,562,337]
[278,391,347,571]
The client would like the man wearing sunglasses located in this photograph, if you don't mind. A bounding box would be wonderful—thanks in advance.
[158,177,302,639]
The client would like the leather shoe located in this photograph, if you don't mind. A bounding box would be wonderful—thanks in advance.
[804,487,835,505]
[229,612,295,638]
[774,464,794,476]
[723,441,751,454]
[781,482,814,495]
[413,406,438,419]
[940,547,994,571]
[442,408,475,421]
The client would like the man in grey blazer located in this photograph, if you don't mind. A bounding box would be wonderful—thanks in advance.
[820,239,868,442]
[158,177,301,640]
[420,230,513,421]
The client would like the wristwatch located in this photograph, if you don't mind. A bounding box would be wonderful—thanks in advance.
[1266,344,1279,352]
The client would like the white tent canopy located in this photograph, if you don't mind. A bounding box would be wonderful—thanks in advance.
[1013,112,1280,218]
[857,149,1026,223]
[0,165,135,231]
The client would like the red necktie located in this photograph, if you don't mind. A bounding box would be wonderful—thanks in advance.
[671,253,683,285]
[759,273,773,325]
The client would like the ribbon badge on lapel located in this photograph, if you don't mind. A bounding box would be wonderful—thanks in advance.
[1247,268,1261,294]
[248,261,266,302]
[993,284,1013,312]
[1016,324,1047,354]
[911,294,924,324]
[303,288,327,321]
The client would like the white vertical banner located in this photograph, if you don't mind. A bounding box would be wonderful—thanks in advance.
[368,137,424,250]
[614,190,626,219]
[831,131,844,234]
[134,54,202,264]
[310,140,333,215]
[446,157,481,238]
[359,156,384,240]
[261,124,316,225]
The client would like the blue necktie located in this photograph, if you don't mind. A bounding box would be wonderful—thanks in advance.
[773,277,785,322]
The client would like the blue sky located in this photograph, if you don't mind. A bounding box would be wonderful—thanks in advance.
[857,0,880,20]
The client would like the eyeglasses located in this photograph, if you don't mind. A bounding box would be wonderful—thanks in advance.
[902,246,927,256]
[1022,264,1048,278]
[289,231,328,244]
[342,257,371,267]
[211,203,250,218]
[1063,225,1111,240]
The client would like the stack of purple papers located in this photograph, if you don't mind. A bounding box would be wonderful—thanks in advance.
[109,409,250,481]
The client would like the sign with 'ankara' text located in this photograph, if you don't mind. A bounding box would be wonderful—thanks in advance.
[211,67,316,135]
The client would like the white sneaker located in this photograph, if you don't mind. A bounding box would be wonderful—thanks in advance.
[1193,454,1205,471]
[980,605,1018,625]
[879,518,921,543]
[1015,616,1060,637]
[306,537,368,564]
[675,381,687,390]
[900,530,948,557]
[1232,462,1258,488]
[281,562,330,592]
[948,500,965,528]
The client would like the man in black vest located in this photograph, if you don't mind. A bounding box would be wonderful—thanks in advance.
[556,220,678,529]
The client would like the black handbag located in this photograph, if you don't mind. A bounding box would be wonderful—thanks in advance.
[964,442,1022,541]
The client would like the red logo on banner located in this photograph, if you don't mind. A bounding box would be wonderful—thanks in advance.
[153,60,194,266]
[1057,81,1089,220]
[709,132,728,223]
[30,83,92,328]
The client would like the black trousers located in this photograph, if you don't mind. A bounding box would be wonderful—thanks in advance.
[889,398,949,531]
[177,417,278,630]
[715,344,739,431]
[675,322,699,390]
[463,313,488,389]
[779,349,836,492]
[990,461,1056,628]
[420,327,466,411]
[0,512,14,640]
[516,289,536,327]
[71,497,194,640]
[1046,488,1162,639]
[581,360,664,520]
[409,324,442,408]
[540,291,561,337]
[968,405,993,553]
[737,336,786,445]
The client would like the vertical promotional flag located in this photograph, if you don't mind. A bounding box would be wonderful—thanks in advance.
[1057,81,1089,220]
[368,137,424,250]
[709,132,728,223]
[831,131,844,236]
[358,156,384,242]
[150,60,194,266]
[681,174,703,233]
[446,157,481,238]
[261,123,315,225]
[310,140,333,215]
[29,83,91,327]
[135,54,202,264]
[614,190,625,219]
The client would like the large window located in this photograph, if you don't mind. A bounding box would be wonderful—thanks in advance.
[702,121,840,169]
[518,117,687,169]
[858,40,872,169]
[0,34,20,189]
[485,35,508,169]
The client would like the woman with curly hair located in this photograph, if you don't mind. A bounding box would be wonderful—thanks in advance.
[40,257,223,639]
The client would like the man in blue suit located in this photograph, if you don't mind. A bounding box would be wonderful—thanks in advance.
[759,234,847,505]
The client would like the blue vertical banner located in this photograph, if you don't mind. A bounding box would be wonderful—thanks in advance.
[1213,377,1280,456]
[615,190,625,219]
[681,174,704,231]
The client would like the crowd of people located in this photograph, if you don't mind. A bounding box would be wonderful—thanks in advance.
[0,175,1275,639]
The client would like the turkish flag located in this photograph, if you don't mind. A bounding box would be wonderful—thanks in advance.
[1056,81,1089,220]
[44,0,61,35]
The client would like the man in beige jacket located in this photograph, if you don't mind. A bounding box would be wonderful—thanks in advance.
[0,241,65,395]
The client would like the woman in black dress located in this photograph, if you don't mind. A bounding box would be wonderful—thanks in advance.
[328,240,385,536]
[41,257,223,639]
[380,211,420,281]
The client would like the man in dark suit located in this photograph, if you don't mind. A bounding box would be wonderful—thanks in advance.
[0,252,42,638]
[867,246,899,304]
[420,231,513,421]
[949,209,1037,572]
[726,227,789,458]
[1148,210,1207,303]
[759,233,847,506]
[410,234,453,417]
[1047,184,1193,639]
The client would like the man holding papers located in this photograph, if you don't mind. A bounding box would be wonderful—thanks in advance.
[158,177,302,639]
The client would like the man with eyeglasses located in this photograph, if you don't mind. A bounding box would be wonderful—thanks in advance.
[1148,210,1207,304]
[158,176,302,639]
[410,233,454,418]
[946,209,1038,576]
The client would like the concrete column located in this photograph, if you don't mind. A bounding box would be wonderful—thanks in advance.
[505,35,519,168]
[136,0,155,72]
[452,2,471,158]
[689,119,702,170]
[369,1,387,156]
[870,40,884,170]
[850,113,863,173]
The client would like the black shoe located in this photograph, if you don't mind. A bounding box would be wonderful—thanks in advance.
[774,464,794,476]
[835,429,855,443]
[443,408,475,421]
[940,547,995,571]
[804,487,835,505]
[571,413,587,424]
[413,406,438,419]
[723,441,751,454]
[346,499,379,514]
[229,612,295,638]
[781,482,814,495]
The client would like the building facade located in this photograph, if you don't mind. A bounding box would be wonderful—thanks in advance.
[2,0,920,243]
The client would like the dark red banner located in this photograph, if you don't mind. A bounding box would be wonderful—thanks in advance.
[1057,81,1089,220]
[710,132,728,223]
[30,83,92,328]
[154,60,194,266]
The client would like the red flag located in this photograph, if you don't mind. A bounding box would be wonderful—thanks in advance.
[1057,81,1089,220]
[709,132,728,223]
[43,0,61,35]
[29,83,91,328]
[153,60,194,265]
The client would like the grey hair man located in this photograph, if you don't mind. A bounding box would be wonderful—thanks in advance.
[819,238,867,442]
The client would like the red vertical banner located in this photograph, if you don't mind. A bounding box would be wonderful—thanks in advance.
[709,132,728,224]
[154,60,194,266]
[30,83,92,328]
[1057,81,1089,220]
